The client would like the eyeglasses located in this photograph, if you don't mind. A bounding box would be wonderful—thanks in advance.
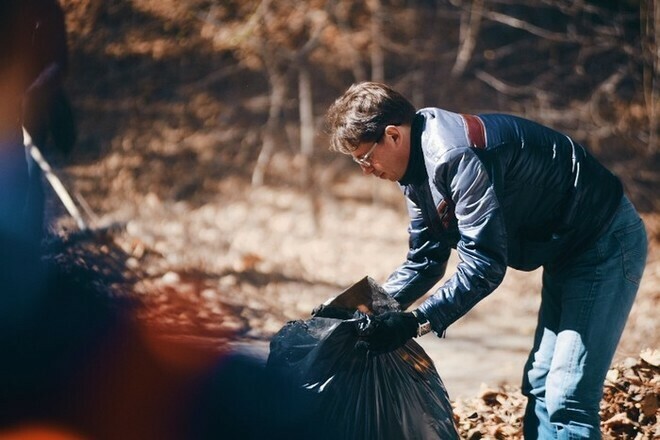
[352,140,379,168]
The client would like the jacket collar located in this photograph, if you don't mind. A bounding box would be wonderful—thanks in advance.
[398,113,426,186]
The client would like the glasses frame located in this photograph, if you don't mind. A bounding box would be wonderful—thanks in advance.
[352,140,379,168]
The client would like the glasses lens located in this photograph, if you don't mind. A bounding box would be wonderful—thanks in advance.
[354,141,377,167]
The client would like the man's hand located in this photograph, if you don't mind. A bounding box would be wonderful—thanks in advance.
[355,311,419,354]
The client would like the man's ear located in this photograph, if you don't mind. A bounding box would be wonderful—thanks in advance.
[385,125,400,143]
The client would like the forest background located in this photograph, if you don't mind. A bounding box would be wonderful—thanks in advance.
[41,0,658,423]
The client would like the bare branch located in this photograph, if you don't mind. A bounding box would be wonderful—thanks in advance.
[452,0,485,77]
[483,10,577,42]
[474,69,538,97]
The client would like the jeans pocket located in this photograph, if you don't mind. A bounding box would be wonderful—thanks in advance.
[614,220,647,285]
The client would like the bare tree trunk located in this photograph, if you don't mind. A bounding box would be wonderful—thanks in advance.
[252,66,286,187]
[334,2,368,82]
[452,0,484,77]
[298,64,321,231]
[299,66,313,188]
[641,0,659,154]
[411,1,427,108]
[369,0,385,82]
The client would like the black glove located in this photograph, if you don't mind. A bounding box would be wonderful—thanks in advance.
[355,311,419,354]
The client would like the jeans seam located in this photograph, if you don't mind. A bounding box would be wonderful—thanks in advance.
[613,221,645,286]
[554,262,599,436]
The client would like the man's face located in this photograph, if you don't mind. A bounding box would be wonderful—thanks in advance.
[350,125,411,181]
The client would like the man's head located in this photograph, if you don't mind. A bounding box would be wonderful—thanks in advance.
[325,82,416,181]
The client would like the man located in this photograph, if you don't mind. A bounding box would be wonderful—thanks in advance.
[322,82,647,439]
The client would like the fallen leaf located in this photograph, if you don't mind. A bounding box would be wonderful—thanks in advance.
[639,392,658,418]
[640,348,660,367]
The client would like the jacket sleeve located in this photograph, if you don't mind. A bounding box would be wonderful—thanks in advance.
[417,147,508,335]
[382,195,451,309]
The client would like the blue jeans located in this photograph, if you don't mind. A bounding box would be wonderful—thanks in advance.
[522,196,648,439]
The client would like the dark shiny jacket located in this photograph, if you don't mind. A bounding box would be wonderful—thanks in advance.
[382,108,622,334]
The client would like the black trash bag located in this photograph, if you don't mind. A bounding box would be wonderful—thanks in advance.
[267,277,459,440]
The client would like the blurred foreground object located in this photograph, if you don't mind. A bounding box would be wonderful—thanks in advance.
[21,0,76,155]
[0,233,316,439]
[23,127,87,231]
